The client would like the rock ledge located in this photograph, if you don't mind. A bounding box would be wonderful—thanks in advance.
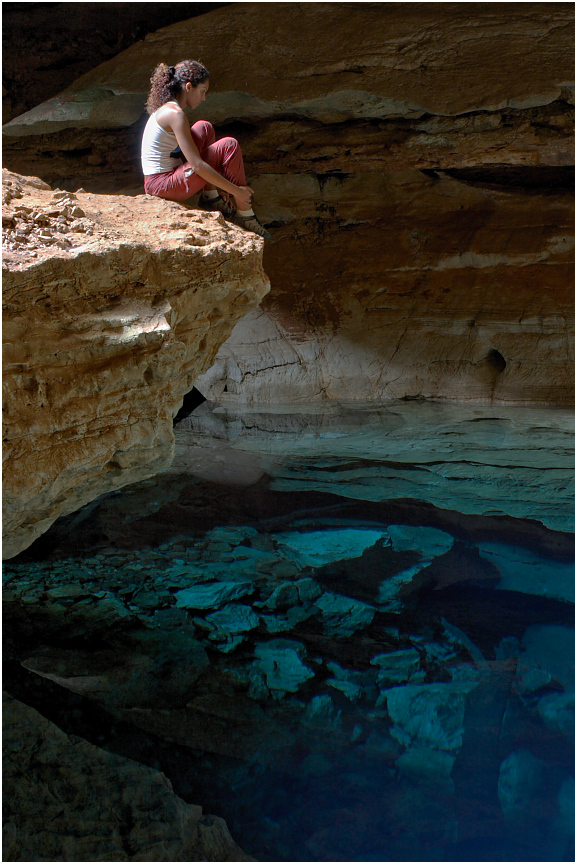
[2,170,269,558]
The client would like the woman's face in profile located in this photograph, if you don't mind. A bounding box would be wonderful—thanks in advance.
[187,80,209,110]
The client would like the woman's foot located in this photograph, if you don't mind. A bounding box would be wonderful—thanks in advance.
[198,193,235,218]
[231,213,271,240]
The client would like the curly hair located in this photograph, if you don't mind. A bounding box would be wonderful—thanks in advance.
[145,60,210,114]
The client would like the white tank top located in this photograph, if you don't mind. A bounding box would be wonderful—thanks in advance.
[141,112,181,175]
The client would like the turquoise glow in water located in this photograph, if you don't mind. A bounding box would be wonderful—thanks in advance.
[3,403,574,862]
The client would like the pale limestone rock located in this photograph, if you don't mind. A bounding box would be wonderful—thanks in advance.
[2,170,269,558]
[2,692,252,862]
[175,402,574,532]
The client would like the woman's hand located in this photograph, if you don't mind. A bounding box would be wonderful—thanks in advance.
[233,185,254,212]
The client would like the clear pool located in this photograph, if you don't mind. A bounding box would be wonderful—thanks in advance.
[3,402,574,862]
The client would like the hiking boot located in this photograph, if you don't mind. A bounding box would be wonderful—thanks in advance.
[231,213,272,240]
[198,193,235,218]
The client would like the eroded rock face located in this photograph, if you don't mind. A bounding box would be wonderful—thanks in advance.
[198,170,574,404]
[3,692,252,862]
[2,170,269,558]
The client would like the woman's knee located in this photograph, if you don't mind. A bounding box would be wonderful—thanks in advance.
[190,120,215,147]
[219,136,240,154]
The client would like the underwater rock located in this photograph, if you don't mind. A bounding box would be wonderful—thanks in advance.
[174,581,255,610]
[252,639,315,699]
[263,581,300,610]
[313,591,376,637]
[206,603,260,651]
[295,577,323,603]
[206,526,259,546]
[371,648,422,686]
[325,661,376,702]
[21,630,209,711]
[396,746,456,784]
[2,169,269,559]
[496,748,574,857]
[387,525,454,559]
[378,563,430,611]
[537,692,575,739]
[498,749,547,822]
[384,682,478,752]
[259,613,297,634]
[299,752,333,778]
[2,693,251,862]
[516,624,575,695]
[378,526,455,610]
[275,527,388,568]
[261,578,321,612]
[326,677,364,702]
[477,542,575,602]
[302,694,342,731]
[128,693,293,761]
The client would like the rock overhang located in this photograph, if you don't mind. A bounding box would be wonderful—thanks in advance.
[2,169,270,559]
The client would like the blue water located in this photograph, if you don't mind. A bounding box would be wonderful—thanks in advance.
[3,403,574,862]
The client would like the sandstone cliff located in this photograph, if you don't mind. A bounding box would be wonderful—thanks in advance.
[3,3,573,407]
[2,169,269,558]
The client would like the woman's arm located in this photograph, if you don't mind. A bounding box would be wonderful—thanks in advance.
[170,111,253,209]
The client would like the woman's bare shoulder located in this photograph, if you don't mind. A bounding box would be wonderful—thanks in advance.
[155,102,183,131]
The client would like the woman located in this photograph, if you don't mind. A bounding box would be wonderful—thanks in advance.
[141,60,270,239]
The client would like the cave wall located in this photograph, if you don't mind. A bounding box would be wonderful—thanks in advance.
[2,2,574,405]
[2,2,229,123]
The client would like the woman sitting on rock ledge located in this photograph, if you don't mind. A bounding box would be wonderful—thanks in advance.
[141,60,270,239]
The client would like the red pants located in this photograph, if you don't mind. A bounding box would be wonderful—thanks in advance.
[143,120,247,201]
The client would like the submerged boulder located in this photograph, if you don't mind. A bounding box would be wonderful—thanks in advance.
[252,639,315,699]
[314,591,376,638]
[275,528,388,568]
[175,581,255,610]
[383,681,478,752]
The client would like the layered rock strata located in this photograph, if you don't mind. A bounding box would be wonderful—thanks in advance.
[2,169,269,558]
[3,3,573,406]
[3,4,574,135]
[197,170,574,404]
[3,693,251,862]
